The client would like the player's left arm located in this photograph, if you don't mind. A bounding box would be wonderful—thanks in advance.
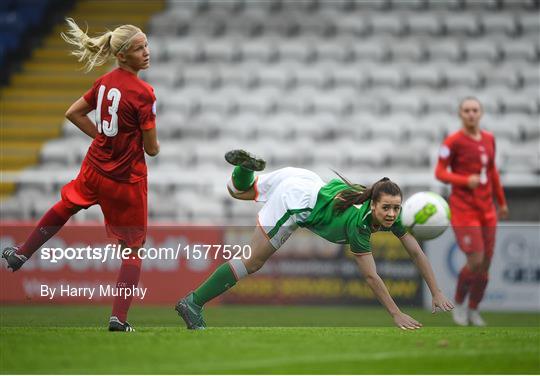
[138,89,159,157]
[490,138,509,219]
[399,233,454,313]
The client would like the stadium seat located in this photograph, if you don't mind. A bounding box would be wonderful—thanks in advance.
[390,39,426,62]
[480,13,519,36]
[370,118,408,142]
[301,113,340,141]
[278,39,316,63]
[180,66,220,88]
[501,92,539,114]
[256,65,294,89]
[201,39,240,62]
[221,113,260,139]
[143,62,181,88]
[501,0,538,10]
[443,13,482,35]
[463,39,501,63]
[327,64,368,88]
[336,14,371,36]
[500,39,539,62]
[481,113,523,141]
[369,13,407,35]
[350,39,389,61]
[164,38,202,63]
[425,0,462,10]
[369,66,404,88]
[406,65,443,88]
[236,87,280,115]
[502,113,540,139]
[390,0,426,10]
[521,67,540,89]
[519,13,540,35]
[406,13,444,35]
[218,65,258,88]
[254,114,299,140]
[386,93,426,115]
[315,40,352,62]
[477,62,521,89]
[441,64,483,88]
[292,65,331,89]
[427,39,463,61]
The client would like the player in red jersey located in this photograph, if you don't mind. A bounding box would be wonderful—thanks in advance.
[2,18,159,332]
[435,97,508,326]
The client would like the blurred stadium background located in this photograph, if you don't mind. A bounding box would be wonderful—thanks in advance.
[0,0,539,311]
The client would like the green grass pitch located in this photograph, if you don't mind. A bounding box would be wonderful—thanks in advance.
[1,305,538,374]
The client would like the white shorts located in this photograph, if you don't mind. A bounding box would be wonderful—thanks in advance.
[255,167,325,249]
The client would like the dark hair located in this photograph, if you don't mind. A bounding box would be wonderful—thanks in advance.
[333,171,402,214]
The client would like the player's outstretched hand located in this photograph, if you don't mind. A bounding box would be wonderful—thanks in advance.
[432,292,454,313]
[393,312,422,330]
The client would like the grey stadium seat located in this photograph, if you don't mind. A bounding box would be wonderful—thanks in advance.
[441,64,483,88]
[369,13,407,35]
[443,13,482,35]
[427,39,463,61]
[463,39,501,63]
[480,13,519,36]
[406,64,443,88]
[390,39,426,62]
[406,13,444,35]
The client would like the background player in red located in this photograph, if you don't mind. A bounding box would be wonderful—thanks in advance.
[2,18,159,332]
[435,97,508,327]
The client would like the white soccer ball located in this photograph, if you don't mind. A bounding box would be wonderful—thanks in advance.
[401,192,451,240]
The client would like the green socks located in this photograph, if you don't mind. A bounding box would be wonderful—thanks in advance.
[231,166,255,191]
[193,263,238,306]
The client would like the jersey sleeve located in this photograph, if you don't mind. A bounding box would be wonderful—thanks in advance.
[82,80,99,108]
[489,137,507,207]
[349,228,371,254]
[434,137,470,186]
[137,87,157,131]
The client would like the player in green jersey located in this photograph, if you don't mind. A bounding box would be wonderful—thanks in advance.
[175,150,454,330]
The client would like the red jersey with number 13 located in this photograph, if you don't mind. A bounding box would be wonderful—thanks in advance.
[82,68,156,183]
[436,130,506,212]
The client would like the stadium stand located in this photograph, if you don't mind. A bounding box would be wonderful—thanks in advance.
[1,0,539,224]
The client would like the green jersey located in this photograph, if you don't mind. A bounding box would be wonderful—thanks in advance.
[300,179,407,253]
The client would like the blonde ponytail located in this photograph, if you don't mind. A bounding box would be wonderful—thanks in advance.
[61,18,143,72]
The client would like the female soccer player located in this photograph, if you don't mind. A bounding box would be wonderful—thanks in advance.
[435,97,508,327]
[2,18,159,332]
[175,150,454,330]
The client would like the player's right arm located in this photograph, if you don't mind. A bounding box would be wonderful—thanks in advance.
[435,139,479,189]
[354,252,422,330]
[65,97,98,139]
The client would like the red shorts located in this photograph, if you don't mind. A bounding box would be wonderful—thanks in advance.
[61,161,147,247]
[451,207,497,258]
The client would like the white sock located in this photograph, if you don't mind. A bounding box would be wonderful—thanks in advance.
[229,259,248,280]
[227,179,244,194]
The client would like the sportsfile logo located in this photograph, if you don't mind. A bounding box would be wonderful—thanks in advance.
[40,243,179,263]
[39,243,252,263]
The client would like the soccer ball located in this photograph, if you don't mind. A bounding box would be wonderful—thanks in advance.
[401,192,451,240]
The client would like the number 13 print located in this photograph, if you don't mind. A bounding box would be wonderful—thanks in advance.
[96,85,121,137]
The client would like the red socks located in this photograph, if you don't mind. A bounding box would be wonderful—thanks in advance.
[111,254,142,323]
[19,201,78,258]
[455,265,489,309]
[454,265,473,304]
[469,272,489,310]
